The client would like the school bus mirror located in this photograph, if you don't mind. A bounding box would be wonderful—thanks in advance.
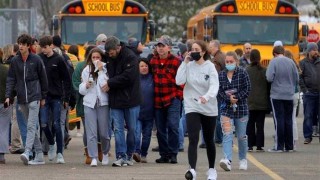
[52,17,59,31]
[148,20,157,40]
[204,16,213,29]
[302,25,309,36]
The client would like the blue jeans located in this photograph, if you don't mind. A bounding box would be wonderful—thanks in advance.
[111,106,139,160]
[16,103,27,147]
[221,115,248,161]
[40,97,63,154]
[135,119,153,157]
[303,92,319,139]
[155,98,181,157]
[179,101,186,149]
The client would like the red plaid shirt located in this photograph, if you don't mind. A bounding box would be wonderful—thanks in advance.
[150,53,183,108]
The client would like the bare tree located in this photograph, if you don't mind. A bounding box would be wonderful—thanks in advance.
[309,0,320,19]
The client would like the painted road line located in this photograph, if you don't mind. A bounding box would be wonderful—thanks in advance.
[233,146,284,180]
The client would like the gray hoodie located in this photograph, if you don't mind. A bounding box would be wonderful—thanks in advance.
[266,55,299,100]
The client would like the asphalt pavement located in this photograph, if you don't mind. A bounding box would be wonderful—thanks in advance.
[1,108,320,180]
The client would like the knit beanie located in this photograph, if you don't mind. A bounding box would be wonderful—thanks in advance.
[307,42,318,53]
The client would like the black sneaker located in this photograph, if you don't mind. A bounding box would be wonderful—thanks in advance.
[199,144,206,148]
[155,156,169,163]
[256,147,265,152]
[170,156,177,164]
[152,146,159,152]
[248,147,253,152]
[304,138,312,144]
[179,148,184,152]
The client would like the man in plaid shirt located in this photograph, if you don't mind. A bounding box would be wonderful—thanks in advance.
[150,35,183,164]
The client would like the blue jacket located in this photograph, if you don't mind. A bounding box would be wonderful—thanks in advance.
[138,73,154,121]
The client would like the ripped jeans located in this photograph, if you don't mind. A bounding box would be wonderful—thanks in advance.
[221,115,248,161]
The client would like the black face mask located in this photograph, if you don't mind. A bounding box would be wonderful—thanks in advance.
[190,52,201,61]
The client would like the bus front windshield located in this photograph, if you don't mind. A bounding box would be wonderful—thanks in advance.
[216,16,298,45]
[61,16,146,45]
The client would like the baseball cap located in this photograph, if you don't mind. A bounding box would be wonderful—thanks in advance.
[157,35,173,46]
[96,34,107,43]
[273,40,283,47]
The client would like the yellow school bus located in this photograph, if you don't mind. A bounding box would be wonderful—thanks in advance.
[52,0,156,59]
[187,0,301,66]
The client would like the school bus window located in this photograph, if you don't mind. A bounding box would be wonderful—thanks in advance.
[73,21,87,33]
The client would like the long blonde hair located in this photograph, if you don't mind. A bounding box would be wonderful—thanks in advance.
[2,44,14,62]
[284,50,301,74]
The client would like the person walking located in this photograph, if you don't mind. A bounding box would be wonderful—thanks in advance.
[38,35,72,164]
[246,49,269,152]
[218,51,251,171]
[5,34,48,165]
[150,36,182,164]
[103,36,141,167]
[132,58,154,163]
[79,47,110,167]
[176,40,219,180]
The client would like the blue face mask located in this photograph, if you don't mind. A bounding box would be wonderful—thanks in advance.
[226,63,236,71]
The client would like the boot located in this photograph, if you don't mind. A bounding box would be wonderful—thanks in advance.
[98,143,103,162]
[84,147,91,164]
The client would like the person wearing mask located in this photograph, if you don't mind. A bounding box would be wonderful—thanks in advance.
[299,42,320,144]
[218,51,251,171]
[132,58,154,163]
[176,40,219,180]
[266,45,299,152]
[246,49,269,152]
[5,34,48,165]
[96,34,107,52]
[79,47,110,167]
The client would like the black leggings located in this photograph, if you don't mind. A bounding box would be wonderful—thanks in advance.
[186,112,216,169]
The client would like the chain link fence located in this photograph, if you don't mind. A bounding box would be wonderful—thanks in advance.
[0,8,37,47]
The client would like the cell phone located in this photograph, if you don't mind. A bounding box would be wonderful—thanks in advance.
[4,102,9,108]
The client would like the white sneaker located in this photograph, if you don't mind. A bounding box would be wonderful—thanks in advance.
[219,158,231,171]
[91,158,97,167]
[207,168,217,180]
[20,151,29,165]
[76,132,83,137]
[48,144,56,161]
[239,159,247,170]
[56,153,65,164]
[185,168,196,180]
[102,154,109,165]
[28,153,45,165]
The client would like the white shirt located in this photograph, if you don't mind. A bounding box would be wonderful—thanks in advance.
[176,60,219,116]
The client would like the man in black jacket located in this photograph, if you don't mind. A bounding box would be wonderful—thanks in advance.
[38,35,71,164]
[299,42,320,144]
[102,36,141,167]
[5,34,48,165]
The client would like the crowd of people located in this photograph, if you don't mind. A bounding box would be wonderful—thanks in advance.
[0,33,320,180]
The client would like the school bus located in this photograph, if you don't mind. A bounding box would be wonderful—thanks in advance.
[52,0,156,59]
[187,0,301,66]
